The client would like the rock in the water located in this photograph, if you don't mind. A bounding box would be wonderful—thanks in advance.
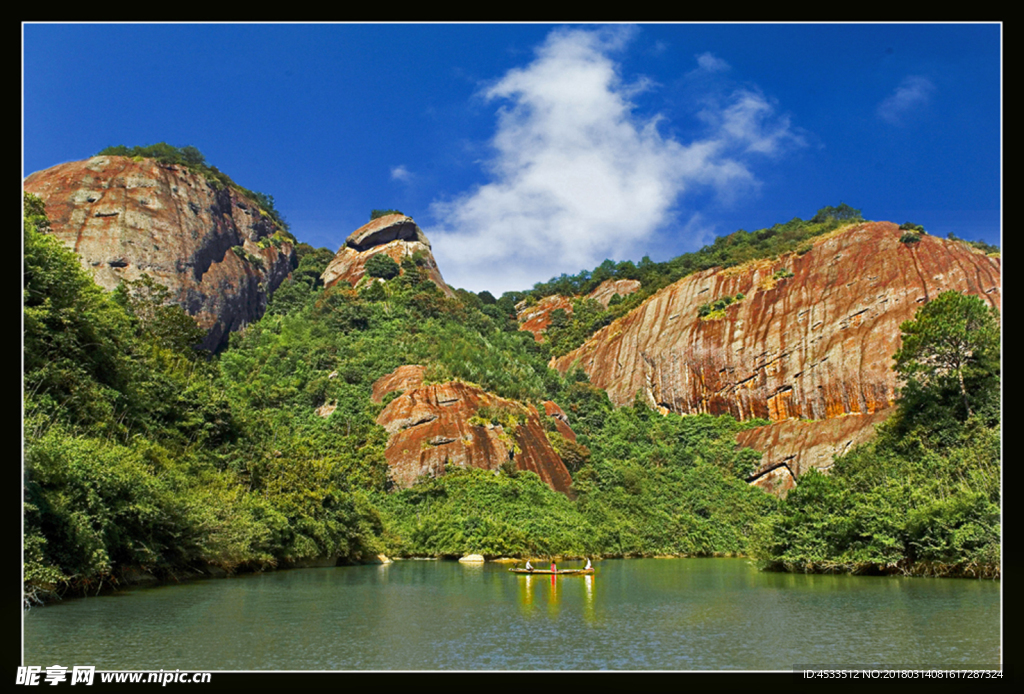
[459,554,485,563]
[23,156,296,351]
[321,214,454,297]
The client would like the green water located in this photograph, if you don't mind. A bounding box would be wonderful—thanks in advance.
[22,558,1000,670]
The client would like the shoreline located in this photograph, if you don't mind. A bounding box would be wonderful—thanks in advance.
[25,551,999,608]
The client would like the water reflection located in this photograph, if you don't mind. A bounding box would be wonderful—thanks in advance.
[583,575,595,624]
[512,568,598,625]
[24,559,999,671]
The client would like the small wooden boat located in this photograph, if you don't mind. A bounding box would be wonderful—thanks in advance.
[509,568,594,575]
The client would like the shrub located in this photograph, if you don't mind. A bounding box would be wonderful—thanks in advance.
[364,253,400,280]
[370,209,405,220]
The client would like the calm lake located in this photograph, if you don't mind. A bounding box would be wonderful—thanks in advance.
[22,558,1001,671]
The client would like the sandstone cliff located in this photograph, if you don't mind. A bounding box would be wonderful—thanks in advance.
[371,366,574,494]
[739,410,892,496]
[321,214,454,297]
[552,222,1001,480]
[24,156,295,351]
[516,278,641,340]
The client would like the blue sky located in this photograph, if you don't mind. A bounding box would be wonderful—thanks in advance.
[23,23,1001,295]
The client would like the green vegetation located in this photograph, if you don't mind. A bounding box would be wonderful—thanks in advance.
[364,253,400,280]
[23,189,999,605]
[370,209,405,220]
[698,293,746,319]
[544,298,612,358]
[751,291,1000,578]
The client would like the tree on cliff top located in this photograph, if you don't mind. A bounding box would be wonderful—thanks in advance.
[810,203,862,224]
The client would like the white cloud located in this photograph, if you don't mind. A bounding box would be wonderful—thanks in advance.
[390,165,413,182]
[427,28,803,294]
[877,75,936,125]
[694,52,730,74]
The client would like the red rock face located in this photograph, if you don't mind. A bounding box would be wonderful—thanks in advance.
[554,223,1000,419]
[373,370,574,494]
[739,410,893,496]
[371,365,427,403]
[24,156,295,351]
[515,279,642,341]
[587,278,641,308]
[517,295,574,340]
[321,214,454,297]
[551,223,1000,484]
[542,400,577,443]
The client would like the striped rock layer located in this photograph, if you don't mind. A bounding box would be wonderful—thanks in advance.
[552,223,1000,482]
[372,367,574,494]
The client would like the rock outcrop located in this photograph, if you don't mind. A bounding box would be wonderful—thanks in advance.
[587,279,642,308]
[372,367,574,494]
[739,410,892,497]
[321,214,454,297]
[552,223,1001,481]
[516,279,642,341]
[517,295,574,340]
[542,401,577,443]
[23,156,295,351]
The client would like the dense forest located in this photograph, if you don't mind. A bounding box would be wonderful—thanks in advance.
[22,179,1001,606]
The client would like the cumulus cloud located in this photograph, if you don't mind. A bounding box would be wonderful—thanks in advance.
[390,165,413,182]
[694,52,730,74]
[427,28,802,294]
[877,75,936,125]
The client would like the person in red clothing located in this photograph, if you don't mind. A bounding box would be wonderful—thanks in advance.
[551,560,556,573]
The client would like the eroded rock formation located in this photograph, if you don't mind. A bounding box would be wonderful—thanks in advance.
[739,410,892,497]
[542,401,577,443]
[23,156,295,351]
[321,214,454,297]
[516,279,642,340]
[517,295,574,340]
[552,223,1000,481]
[372,367,574,494]
[588,279,642,308]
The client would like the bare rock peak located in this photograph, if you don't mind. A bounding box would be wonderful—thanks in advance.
[345,214,431,252]
[322,215,453,297]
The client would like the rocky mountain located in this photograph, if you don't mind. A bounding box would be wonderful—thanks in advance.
[371,366,574,494]
[23,156,295,351]
[321,214,454,297]
[552,222,1001,483]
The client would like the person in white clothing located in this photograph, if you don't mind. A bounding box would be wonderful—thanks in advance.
[584,558,592,570]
